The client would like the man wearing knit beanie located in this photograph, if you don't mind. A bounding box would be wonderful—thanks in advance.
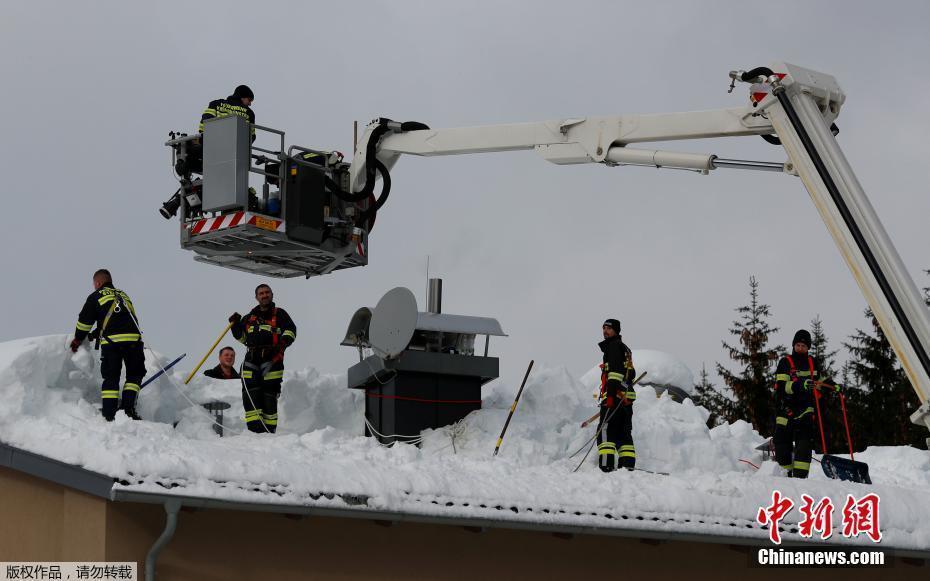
[199,84,256,139]
[596,318,637,472]
[772,328,842,478]
[160,84,259,220]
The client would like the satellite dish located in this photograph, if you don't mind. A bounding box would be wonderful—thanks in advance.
[368,287,418,359]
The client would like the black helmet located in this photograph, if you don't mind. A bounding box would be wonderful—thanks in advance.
[233,85,254,100]
[792,329,812,348]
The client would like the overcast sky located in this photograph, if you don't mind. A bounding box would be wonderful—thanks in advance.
[2,1,929,390]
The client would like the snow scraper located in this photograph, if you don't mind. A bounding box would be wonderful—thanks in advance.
[140,353,186,389]
[493,360,534,457]
[813,386,871,484]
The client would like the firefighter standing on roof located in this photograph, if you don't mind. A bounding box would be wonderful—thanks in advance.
[773,329,843,478]
[70,269,146,421]
[597,319,637,472]
[230,284,296,433]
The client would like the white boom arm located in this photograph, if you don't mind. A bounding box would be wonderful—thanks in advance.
[349,62,930,437]
[350,106,782,185]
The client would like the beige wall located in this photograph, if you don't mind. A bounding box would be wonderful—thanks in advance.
[1,467,925,580]
[0,467,106,561]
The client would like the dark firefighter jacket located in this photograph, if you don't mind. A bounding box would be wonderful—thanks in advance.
[773,353,835,422]
[599,335,636,405]
[74,283,142,345]
[200,96,256,140]
[204,364,241,380]
[231,303,296,354]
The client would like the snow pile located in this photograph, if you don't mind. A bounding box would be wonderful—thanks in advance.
[1,335,929,551]
[579,349,696,394]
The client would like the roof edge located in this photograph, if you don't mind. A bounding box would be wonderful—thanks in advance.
[110,487,930,561]
[0,441,114,499]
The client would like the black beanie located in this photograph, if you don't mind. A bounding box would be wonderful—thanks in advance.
[603,319,622,334]
[233,85,254,100]
[792,329,812,348]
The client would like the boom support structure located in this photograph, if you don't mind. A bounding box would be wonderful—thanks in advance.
[350,62,930,437]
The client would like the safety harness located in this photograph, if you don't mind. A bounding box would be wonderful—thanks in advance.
[775,355,816,424]
[243,307,281,351]
[599,355,636,405]
[94,289,141,349]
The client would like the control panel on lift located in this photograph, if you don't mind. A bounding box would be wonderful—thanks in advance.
[162,115,371,278]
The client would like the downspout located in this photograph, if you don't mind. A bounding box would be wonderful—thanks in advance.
[146,499,181,581]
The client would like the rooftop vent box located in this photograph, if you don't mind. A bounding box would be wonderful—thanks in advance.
[341,281,506,445]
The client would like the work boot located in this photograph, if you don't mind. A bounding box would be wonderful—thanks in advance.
[120,404,142,421]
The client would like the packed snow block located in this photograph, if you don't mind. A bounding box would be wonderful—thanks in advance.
[348,352,498,445]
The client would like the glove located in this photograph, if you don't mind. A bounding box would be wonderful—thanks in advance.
[228,312,241,324]
[69,338,83,353]
[271,347,285,364]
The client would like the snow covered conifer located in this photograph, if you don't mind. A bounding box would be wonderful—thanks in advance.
[694,363,733,427]
[715,276,783,436]
[810,314,847,450]
[844,309,925,448]
[810,315,838,380]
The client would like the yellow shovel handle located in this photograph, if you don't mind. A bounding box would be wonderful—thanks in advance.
[184,321,234,385]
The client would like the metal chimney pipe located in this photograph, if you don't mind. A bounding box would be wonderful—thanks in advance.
[427,278,442,314]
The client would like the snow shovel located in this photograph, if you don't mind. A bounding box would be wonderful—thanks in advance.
[813,386,871,484]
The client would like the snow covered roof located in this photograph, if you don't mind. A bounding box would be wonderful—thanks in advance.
[2,335,929,554]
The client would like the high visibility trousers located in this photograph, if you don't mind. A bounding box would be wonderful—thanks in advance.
[242,359,283,433]
[774,414,814,478]
[597,405,635,472]
[100,342,146,421]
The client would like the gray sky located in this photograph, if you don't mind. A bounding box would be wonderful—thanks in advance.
[2,1,929,389]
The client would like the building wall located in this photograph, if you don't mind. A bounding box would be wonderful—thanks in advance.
[0,467,106,561]
[1,467,925,580]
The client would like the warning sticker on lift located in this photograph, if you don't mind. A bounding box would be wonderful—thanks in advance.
[254,217,280,231]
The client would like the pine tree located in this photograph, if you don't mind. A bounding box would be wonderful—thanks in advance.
[807,315,847,451]
[843,309,925,448]
[809,315,838,380]
[715,277,784,436]
[693,363,733,427]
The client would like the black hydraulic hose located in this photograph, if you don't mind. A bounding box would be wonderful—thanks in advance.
[323,123,392,203]
[773,84,930,381]
[356,161,391,226]
[761,133,782,145]
[741,66,781,145]
[741,66,774,82]
[401,121,430,132]
[299,118,428,229]
[310,158,390,207]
